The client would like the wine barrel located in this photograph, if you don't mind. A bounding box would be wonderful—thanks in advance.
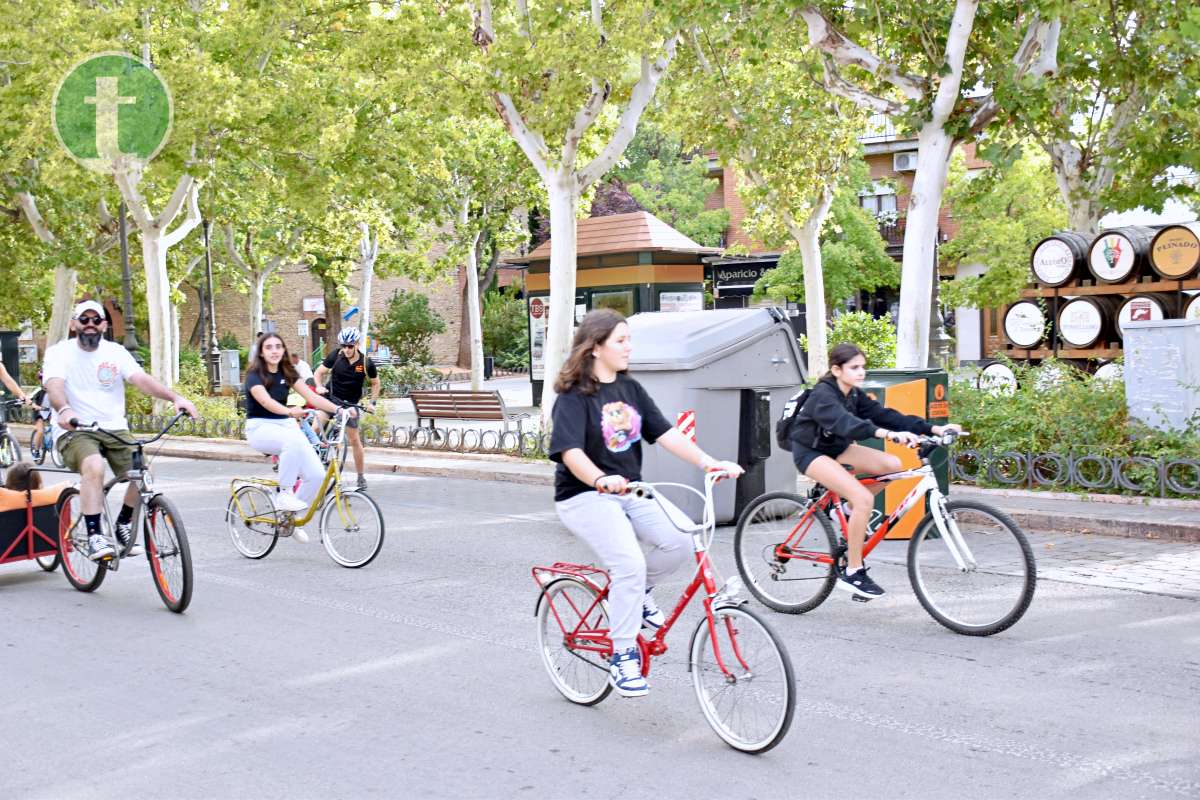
[1185,292,1200,321]
[1003,300,1047,348]
[1149,222,1200,279]
[977,361,1016,395]
[1116,293,1178,336]
[1056,295,1121,348]
[1093,361,1123,384]
[1087,226,1157,283]
[1031,231,1090,287]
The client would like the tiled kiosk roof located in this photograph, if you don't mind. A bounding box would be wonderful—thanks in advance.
[515,212,720,263]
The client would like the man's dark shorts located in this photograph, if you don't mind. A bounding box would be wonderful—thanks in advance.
[58,430,135,477]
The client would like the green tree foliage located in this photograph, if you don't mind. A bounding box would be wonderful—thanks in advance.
[979,0,1200,231]
[754,182,898,307]
[801,312,898,371]
[375,290,447,367]
[623,154,728,247]
[939,150,1066,310]
[482,287,529,370]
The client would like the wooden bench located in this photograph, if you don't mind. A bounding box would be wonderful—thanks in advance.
[409,390,532,432]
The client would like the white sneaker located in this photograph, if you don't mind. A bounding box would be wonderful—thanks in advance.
[642,589,666,631]
[292,526,310,544]
[274,491,308,513]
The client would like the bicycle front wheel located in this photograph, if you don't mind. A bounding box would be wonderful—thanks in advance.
[0,432,19,467]
[908,499,1036,636]
[56,487,105,593]
[690,604,795,754]
[734,492,838,614]
[35,553,60,572]
[226,485,279,559]
[145,495,193,613]
[536,578,612,706]
[319,490,384,568]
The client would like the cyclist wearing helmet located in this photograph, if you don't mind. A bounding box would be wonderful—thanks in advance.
[313,327,380,490]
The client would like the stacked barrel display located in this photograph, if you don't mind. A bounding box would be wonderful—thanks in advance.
[1000,222,1200,371]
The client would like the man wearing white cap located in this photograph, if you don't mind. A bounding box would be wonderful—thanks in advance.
[42,300,197,561]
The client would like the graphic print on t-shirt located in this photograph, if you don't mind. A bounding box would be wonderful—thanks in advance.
[601,401,642,452]
[96,361,120,388]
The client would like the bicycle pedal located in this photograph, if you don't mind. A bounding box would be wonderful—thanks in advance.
[850,594,873,603]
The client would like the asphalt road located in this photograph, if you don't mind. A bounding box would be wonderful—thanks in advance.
[2,456,1197,800]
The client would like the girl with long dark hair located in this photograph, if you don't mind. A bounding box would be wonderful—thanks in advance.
[549,309,743,698]
[244,333,346,542]
[789,342,961,599]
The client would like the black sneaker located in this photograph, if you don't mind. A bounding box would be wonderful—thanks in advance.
[837,567,885,599]
[115,521,144,557]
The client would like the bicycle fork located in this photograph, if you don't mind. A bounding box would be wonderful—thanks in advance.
[927,489,977,572]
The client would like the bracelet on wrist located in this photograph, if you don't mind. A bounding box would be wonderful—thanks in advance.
[593,475,607,489]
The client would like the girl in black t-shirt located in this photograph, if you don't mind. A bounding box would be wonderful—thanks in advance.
[244,333,346,539]
[549,309,742,699]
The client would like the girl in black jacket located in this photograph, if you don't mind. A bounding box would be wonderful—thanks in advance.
[791,343,961,599]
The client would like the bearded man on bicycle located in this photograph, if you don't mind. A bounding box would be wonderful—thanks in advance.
[42,301,197,561]
[313,327,380,490]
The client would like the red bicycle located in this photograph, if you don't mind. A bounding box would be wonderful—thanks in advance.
[733,432,1036,636]
[533,470,796,754]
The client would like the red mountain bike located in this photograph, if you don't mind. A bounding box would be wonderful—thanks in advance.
[734,432,1036,636]
[533,470,795,754]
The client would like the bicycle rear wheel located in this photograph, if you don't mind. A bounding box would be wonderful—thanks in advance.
[56,487,105,592]
[734,492,838,614]
[690,604,795,753]
[35,553,60,572]
[908,499,1036,636]
[145,495,193,613]
[536,578,612,706]
[319,490,384,568]
[226,485,279,559]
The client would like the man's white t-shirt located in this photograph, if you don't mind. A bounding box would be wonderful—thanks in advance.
[42,338,144,436]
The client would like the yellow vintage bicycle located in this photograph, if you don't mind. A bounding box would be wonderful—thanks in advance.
[225,407,385,568]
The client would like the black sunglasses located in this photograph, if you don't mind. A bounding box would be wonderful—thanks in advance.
[77,314,104,325]
[341,344,357,349]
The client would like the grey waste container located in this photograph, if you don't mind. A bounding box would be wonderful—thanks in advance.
[627,308,807,524]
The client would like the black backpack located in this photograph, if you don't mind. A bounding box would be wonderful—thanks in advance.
[775,386,813,449]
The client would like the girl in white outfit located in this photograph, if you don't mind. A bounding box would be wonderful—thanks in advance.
[244,333,347,543]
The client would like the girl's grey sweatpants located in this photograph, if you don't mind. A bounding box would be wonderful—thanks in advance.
[554,490,693,652]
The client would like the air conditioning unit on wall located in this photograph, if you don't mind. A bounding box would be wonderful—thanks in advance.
[893,152,917,172]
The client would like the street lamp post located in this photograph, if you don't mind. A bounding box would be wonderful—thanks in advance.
[928,231,954,368]
[202,219,221,393]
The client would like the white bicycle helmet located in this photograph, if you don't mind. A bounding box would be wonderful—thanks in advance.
[337,327,362,346]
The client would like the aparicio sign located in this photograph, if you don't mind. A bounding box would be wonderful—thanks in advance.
[713,262,773,287]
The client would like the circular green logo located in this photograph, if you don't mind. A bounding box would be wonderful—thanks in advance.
[52,51,173,173]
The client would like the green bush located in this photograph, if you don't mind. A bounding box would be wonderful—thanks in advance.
[377,363,442,396]
[375,290,446,366]
[952,358,1199,459]
[800,311,897,371]
[482,288,529,370]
